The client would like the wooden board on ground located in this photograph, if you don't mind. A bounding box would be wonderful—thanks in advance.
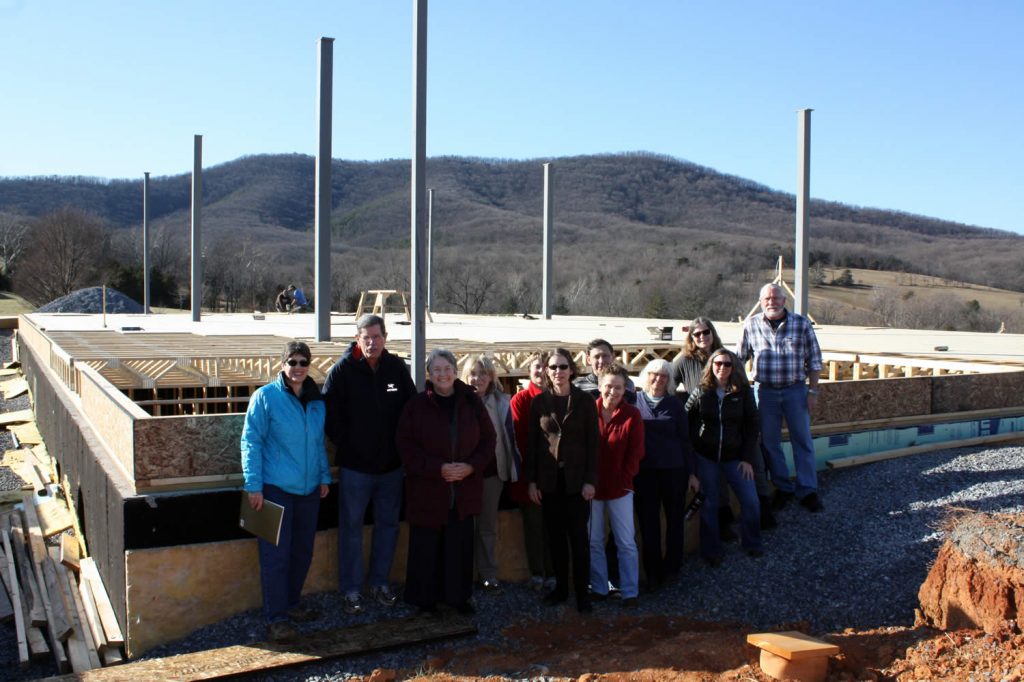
[0,409,33,426]
[78,558,124,647]
[0,546,15,622]
[1,529,29,664]
[746,631,841,660]
[9,422,42,445]
[0,368,20,377]
[60,533,80,571]
[39,614,477,681]
[1,377,29,399]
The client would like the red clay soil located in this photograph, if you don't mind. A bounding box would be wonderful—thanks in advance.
[356,512,1024,682]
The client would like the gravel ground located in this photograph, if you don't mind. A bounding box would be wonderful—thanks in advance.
[0,330,1021,681]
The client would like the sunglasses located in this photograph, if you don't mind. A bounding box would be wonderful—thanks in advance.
[286,359,311,367]
[712,360,732,368]
[548,363,570,371]
[692,329,712,338]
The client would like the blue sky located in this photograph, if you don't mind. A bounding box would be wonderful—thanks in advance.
[2,1,1022,234]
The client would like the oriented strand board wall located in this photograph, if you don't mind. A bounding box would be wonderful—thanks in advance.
[78,364,140,479]
[133,414,245,481]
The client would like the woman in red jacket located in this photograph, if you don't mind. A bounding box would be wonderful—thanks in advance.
[590,363,645,606]
[397,349,496,615]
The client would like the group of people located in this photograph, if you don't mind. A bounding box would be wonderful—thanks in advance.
[240,282,824,638]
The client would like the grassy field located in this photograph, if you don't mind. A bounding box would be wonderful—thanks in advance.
[0,291,34,316]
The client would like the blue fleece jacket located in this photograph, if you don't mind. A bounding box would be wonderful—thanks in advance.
[241,373,330,495]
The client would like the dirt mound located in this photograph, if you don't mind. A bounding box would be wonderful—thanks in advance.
[917,511,1024,635]
[36,286,143,314]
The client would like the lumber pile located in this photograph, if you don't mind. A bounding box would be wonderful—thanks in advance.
[0,363,125,673]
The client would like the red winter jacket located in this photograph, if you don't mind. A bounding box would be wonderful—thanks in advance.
[508,381,544,503]
[397,380,496,528]
[594,398,645,501]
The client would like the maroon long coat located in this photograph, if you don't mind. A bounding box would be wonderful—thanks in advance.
[396,379,497,529]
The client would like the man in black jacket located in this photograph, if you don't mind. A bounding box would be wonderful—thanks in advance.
[322,314,417,614]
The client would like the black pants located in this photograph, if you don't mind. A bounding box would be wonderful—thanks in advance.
[634,467,687,586]
[404,508,474,609]
[541,471,591,602]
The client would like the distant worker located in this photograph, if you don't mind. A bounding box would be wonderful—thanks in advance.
[289,285,309,313]
[736,283,824,513]
[275,286,294,313]
[322,314,417,614]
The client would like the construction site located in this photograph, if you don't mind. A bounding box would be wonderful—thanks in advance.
[0,301,1022,680]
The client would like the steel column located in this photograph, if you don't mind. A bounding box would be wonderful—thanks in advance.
[190,135,202,322]
[542,163,553,319]
[410,0,428,390]
[314,37,334,341]
[142,171,151,314]
[795,108,812,317]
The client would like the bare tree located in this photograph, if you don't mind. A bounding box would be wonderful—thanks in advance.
[15,208,108,305]
[437,258,496,314]
[0,213,29,279]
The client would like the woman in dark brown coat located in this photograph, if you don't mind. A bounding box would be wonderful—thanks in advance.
[397,349,496,614]
[526,347,599,613]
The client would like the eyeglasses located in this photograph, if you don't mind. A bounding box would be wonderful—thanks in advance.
[692,329,712,338]
[712,361,732,368]
[548,363,570,371]
[286,359,310,367]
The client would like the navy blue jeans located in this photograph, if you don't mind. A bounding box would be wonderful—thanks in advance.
[258,484,321,623]
[695,457,762,560]
[337,467,403,595]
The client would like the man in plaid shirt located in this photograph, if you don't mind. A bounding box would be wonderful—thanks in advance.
[736,283,825,513]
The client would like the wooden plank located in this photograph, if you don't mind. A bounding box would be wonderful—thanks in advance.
[100,647,124,667]
[36,500,74,537]
[21,494,71,671]
[10,421,43,445]
[42,554,74,641]
[746,631,840,661]
[38,614,477,681]
[0,408,34,426]
[60,533,81,572]
[61,561,101,671]
[10,526,46,626]
[27,625,51,660]
[1,529,29,664]
[1,377,29,399]
[827,431,1024,469]
[0,546,15,622]
[76,567,108,653]
[79,558,124,647]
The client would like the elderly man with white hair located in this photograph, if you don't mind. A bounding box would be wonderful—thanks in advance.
[736,283,824,513]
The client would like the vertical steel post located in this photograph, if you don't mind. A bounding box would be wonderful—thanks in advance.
[542,163,553,319]
[314,37,334,341]
[795,108,812,317]
[142,171,151,314]
[410,0,428,390]
[191,134,202,322]
[426,187,434,311]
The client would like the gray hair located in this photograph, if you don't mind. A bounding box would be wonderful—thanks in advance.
[355,313,386,336]
[426,348,458,374]
[641,358,676,394]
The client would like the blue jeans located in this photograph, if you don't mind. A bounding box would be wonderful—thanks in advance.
[258,484,321,623]
[695,457,761,559]
[588,492,639,598]
[337,467,403,595]
[754,382,817,499]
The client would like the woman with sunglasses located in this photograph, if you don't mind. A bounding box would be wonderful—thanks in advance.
[241,341,331,640]
[671,316,723,399]
[526,347,599,613]
[685,348,763,566]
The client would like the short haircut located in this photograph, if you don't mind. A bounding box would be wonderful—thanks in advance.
[682,316,724,359]
[426,348,458,374]
[355,313,387,336]
[641,358,676,394]
[282,340,311,363]
[461,354,500,395]
[699,348,751,394]
[760,282,785,300]
[586,338,614,356]
[596,362,630,384]
[543,347,579,388]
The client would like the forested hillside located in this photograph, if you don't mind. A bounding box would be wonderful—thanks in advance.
[1,152,1022,329]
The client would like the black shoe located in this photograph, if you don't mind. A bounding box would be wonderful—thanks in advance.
[589,590,609,602]
[759,497,778,530]
[621,597,638,609]
[543,589,568,605]
[800,492,824,512]
[772,490,795,511]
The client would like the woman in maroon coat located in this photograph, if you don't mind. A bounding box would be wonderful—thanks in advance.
[397,349,496,614]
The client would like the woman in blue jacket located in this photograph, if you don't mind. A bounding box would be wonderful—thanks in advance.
[241,341,330,640]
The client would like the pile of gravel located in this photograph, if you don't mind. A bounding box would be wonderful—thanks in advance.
[36,287,143,314]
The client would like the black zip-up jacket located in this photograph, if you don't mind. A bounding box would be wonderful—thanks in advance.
[322,342,417,474]
[684,386,760,465]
